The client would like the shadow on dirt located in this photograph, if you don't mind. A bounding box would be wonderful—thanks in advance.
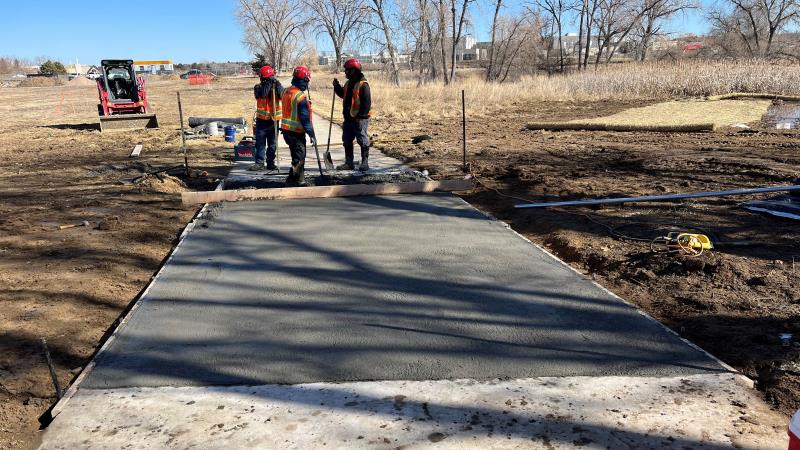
[42,123,101,131]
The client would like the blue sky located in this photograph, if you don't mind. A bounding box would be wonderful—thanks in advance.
[0,0,712,64]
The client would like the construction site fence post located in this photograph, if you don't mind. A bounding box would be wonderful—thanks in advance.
[177,91,189,175]
[461,90,467,172]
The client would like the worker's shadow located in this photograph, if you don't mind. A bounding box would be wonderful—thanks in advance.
[41,123,101,131]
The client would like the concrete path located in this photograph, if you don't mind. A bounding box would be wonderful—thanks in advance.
[38,115,788,449]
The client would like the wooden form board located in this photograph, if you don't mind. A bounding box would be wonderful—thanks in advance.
[129,144,143,157]
[181,179,474,205]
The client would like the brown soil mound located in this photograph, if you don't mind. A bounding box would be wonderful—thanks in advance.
[134,174,188,194]
[67,76,95,86]
[17,77,65,88]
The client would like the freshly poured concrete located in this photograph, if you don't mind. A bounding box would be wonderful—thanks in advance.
[83,193,722,389]
[40,374,787,449]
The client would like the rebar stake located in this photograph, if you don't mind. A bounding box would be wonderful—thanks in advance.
[41,338,62,399]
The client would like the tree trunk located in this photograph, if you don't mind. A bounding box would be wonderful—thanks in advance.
[583,20,592,69]
[557,19,564,72]
[438,0,450,84]
[486,0,502,81]
[577,0,586,71]
[372,0,401,85]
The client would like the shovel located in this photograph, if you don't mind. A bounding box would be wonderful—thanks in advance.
[312,138,326,181]
[323,91,336,170]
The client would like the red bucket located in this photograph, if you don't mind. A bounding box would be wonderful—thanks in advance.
[789,409,800,450]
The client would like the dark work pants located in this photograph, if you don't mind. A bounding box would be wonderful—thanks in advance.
[254,119,277,165]
[342,119,370,164]
[282,130,306,179]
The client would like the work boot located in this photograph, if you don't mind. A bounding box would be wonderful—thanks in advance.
[336,161,355,170]
[266,161,277,171]
[248,162,265,171]
[286,163,305,186]
[358,147,370,172]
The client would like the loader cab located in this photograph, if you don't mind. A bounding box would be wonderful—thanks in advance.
[100,60,140,103]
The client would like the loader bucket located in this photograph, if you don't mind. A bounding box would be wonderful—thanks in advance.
[99,113,159,131]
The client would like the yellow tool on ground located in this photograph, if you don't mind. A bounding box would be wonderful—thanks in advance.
[651,232,713,256]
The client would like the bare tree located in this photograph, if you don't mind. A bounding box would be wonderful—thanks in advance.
[538,0,570,71]
[486,0,504,80]
[580,0,600,68]
[438,0,451,83]
[368,0,403,85]
[708,0,799,57]
[398,0,442,83]
[237,0,310,71]
[449,0,474,81]
[486,10,543,81]
[592,0,640,64]
[304,0,369,70]
[634,0,696,60]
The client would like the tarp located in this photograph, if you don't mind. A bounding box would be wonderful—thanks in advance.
[742,194,800,221]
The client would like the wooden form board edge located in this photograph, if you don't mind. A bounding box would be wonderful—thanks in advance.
[181,179,474,205]
[129,144,143,157]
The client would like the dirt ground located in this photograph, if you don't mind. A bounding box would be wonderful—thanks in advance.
[0,79,239,449]
[1,76,799,449]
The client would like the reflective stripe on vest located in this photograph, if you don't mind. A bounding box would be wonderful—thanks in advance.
[344,79,371,118]
[256,93,282,121]
[280,87,311,134]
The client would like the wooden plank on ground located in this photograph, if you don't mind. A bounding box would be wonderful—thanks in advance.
[129,144,143,157]
[181,179,474,205]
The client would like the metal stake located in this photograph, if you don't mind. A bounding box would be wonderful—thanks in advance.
[41,338,62,399]
[177,91,189,176]
[461,90,467,172]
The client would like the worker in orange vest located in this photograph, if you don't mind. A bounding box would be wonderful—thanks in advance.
[333,58,372,171]
[250,65,284,171]
[280,66,316,186]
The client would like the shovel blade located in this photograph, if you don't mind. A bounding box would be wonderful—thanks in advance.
[323,150,334,170]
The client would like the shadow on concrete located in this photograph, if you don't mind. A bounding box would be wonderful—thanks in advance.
[83,193,724,390]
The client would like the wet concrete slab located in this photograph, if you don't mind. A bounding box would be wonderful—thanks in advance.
[82,192,723,389]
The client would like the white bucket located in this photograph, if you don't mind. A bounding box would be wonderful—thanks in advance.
[205,121,219,136]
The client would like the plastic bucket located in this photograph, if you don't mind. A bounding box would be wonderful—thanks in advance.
[205,121,219,136]
[224,125,236,143]
[789,409,800,450]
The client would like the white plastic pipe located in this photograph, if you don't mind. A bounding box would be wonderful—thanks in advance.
[514,185,800,209]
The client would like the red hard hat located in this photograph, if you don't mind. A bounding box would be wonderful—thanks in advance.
[260,65,274,78]
[344,58,361,70]
[293,66,311,80]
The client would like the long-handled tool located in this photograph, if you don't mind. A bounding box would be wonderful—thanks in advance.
[312,138,326,180]
[272,86,281,173]
[323,91,336,170]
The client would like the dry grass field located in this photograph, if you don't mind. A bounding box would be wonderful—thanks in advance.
[2,61,800,449]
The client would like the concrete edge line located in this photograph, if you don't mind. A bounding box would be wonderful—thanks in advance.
[45,180,226,421]
[448,194,744,379]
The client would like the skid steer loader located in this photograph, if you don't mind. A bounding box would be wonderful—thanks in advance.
[96,59,158,131]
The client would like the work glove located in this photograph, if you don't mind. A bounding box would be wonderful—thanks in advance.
[310,136,318,147]
[332,78,340,89]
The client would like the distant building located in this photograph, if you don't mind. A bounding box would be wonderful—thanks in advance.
[683,42,704,52]
[133,60,174,75]
[64,63,87,76]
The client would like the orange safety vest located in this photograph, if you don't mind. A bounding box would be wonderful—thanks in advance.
[280,86,312,134]
[256,89,282,121]
[344,79,371,118]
